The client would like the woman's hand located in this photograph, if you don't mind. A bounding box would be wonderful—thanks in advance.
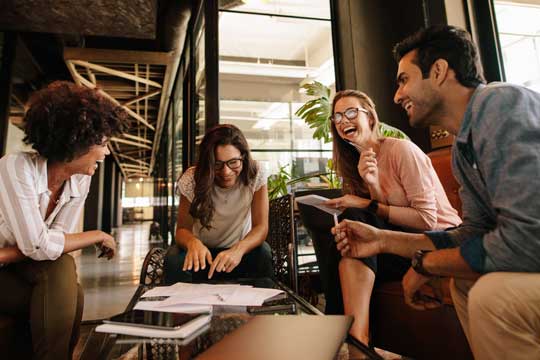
[324,194,370,210]
[184,238,213,272]
[96,231,116,260]
[358,147,379,187]
[208,245,244,279]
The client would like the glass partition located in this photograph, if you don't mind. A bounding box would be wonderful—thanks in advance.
[218,1,335,182]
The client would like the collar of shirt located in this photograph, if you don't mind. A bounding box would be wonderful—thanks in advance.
[456,83,486,145]
[35,155,84,200]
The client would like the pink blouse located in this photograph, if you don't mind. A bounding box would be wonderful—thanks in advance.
[376,138,461,231]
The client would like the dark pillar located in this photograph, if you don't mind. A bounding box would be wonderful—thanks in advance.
[333,0,447,152]
[112,166,121,228]
[101,156,114,233]
[115,171,124,227]
[205,0,219,131]
[0,33,16,156]
[84,161,104,231]
[469,0,504,82]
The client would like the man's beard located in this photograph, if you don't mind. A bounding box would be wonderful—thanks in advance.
[409,93,443,129]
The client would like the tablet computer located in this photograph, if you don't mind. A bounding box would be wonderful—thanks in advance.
[103,310,210,331]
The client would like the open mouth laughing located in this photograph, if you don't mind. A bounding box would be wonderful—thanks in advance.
[342,125,357,138]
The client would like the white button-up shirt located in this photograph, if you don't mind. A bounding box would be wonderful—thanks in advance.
[0,152,91,263]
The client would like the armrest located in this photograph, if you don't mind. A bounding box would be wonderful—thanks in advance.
[139,247,166,286]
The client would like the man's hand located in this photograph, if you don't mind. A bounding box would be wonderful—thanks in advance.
[323,194,370,210]
[402,267,443,310]
[184,238,213,272]
[358,147,379,187]
[97,232,116,260]
[208,246,244,279]
[332,219,384,257]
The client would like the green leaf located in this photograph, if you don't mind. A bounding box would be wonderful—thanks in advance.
[379,123,409,140]
[295,81,332,143]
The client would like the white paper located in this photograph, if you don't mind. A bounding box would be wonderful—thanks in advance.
[142,283,284,307]
[134,301,212,314]
[140,282,252,298]
[295,194,343,216]
[95,313,212,339]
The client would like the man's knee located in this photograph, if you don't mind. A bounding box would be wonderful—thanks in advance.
[468,273,506,318]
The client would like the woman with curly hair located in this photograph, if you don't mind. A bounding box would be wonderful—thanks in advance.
[164,124,272,284]
[0,81,125,359]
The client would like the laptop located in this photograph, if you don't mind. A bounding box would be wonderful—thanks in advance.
[197,315,353,360]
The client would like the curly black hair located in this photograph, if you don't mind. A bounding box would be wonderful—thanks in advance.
[23,81,126,162]
[393,25,485,88]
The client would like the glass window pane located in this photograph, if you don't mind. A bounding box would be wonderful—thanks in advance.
[195,28,206,157]
[494,1,540,92]
[221,100,293,150]
[219,10,335,181]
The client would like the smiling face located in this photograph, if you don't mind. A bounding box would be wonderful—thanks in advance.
[69,137,110,176]
[333,96,375,148]
[394,50,442,128]
[214,144,243,189]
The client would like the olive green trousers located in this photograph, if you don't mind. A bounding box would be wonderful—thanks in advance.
[0,254,83,360]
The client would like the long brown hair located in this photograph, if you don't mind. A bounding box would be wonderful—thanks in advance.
[330,90,381,196]
[190,124,258,229]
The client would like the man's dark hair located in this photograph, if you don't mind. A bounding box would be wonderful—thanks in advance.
[23,81,126,162]
[393,25,485,88]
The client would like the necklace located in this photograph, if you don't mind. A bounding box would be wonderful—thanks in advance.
[219,185,236,204]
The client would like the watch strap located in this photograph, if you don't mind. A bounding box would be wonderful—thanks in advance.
[367,200,379,214]
[412,249,432,276]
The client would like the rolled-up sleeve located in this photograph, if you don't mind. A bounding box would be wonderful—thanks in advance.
[0,155,64,260]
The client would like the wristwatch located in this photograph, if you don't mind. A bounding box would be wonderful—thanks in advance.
[366,200,379,214]
[412,250,432,276]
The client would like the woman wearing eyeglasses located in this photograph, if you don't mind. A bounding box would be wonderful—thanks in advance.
[320,90,461,345]
[163,124,272,284]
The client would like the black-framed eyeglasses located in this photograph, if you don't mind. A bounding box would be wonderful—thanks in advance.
[330,107,368,124]
[214,157,244,171]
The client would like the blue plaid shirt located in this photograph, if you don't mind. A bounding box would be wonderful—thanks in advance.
[426,83,540,273]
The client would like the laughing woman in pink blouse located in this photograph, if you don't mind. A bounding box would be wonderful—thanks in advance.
[323,90,461,345]
[0,81,125,359]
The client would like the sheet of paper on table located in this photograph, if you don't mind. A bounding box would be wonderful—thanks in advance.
[134,301,212,313]
[139,282,284,307]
